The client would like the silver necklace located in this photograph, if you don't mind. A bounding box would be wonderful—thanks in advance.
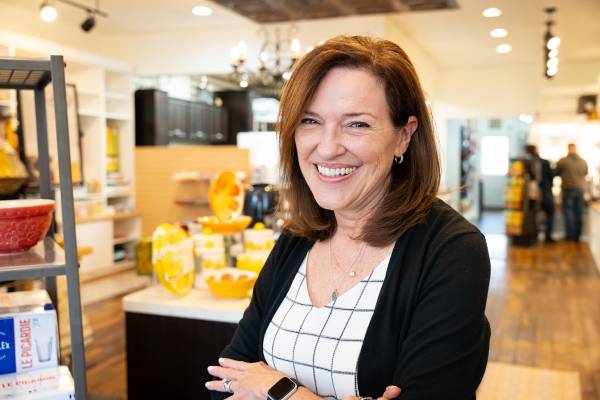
[328,239,366,302]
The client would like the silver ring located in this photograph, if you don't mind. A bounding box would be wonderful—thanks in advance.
[223,379,232,393]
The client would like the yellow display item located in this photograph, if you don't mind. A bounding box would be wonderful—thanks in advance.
[197,247,226,270]
[243,241,274,251]
[208,170,245,221]
[509,160,524,176]
[152,224,194,296]
[4,118,18,150]
[205,268,257,299]
[243,223,275,251]
[198,215,252,234]
[136,238,153,275]
[237,253,268,274]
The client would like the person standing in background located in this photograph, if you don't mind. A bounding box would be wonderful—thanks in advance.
[555,143,588,242]
[525,145,556,243]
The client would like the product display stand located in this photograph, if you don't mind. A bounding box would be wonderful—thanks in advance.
[0,55,87,398]
[505,158,537,246]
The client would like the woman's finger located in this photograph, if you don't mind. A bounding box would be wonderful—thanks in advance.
[205,379,232,393]
[219,357,251,371]
[207,365,239,380]
[382,385,401,399]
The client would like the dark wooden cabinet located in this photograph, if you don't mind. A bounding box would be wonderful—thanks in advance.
[215,90,253,144]
[167,98,190,143]
[135,89,228,146]
[126,312,237,400]
[189,102,211,143]
[211,106,228,144]
[135,89,169,145]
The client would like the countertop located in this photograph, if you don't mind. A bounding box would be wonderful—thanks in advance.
[122,285,249,324]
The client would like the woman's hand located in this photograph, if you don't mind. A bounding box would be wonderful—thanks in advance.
[342,385,402,400]
[205,358,285,400]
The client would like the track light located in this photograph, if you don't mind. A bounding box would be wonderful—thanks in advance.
[543,7,560,79]
[38,0,107,32]
[80,13,96,32]
[40,1,58,22]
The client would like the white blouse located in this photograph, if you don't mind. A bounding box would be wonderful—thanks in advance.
[263,252,391,400]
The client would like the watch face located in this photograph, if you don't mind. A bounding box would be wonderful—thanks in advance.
[268,377,296,399]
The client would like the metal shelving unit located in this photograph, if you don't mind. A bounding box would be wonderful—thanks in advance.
[0,55,87,398]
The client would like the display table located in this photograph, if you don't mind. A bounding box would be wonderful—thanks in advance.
[123,286,249,400]
[588,203,600,273]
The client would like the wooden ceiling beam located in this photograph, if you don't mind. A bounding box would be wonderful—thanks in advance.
[211,0,457,23]
[261,0,297,21]
[387,0,411,13]
[323,0,357,16]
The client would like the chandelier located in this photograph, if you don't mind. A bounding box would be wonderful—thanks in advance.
[543,7,560,79]
[230,25,302,89]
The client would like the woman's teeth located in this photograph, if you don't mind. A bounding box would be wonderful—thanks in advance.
[316,165,357,177]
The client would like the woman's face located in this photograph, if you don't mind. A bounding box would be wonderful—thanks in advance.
[294,67,416,215]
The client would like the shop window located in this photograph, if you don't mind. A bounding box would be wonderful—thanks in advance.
[481,136,509,176]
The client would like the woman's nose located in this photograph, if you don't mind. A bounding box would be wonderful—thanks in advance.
[317,124,345,159]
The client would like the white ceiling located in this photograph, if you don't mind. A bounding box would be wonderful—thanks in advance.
[2,0,251,33]
[391,0,600,67]
[3,0,600,69]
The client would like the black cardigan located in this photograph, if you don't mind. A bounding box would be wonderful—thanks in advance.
[214,199,491,400]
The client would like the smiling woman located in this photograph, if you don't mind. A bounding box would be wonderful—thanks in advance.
[207,35,491,400]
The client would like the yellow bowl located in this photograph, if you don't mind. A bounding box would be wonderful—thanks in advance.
[198,215,252,234]
[204,268,257,299]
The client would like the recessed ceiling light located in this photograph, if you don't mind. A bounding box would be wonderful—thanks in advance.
[490,28,508,38]
[496,44,512,53]
[483,7,502,17]
[548,49,559,58]
[192,5,212,16]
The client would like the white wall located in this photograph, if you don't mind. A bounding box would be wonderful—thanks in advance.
[436,59,600,118]
[383,17,441,98]
[104,14,442,94]
[108,15,389,76]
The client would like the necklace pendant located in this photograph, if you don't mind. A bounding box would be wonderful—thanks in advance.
[331,290,338,302]
[348,270,356,278]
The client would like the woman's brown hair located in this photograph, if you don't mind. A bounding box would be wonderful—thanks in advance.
[278,35,440,247]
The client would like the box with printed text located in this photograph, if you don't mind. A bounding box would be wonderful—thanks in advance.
[0,291,58,376]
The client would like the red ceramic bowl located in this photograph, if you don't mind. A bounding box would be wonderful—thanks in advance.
[0,199,55,253]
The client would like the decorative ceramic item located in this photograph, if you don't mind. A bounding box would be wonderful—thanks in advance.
[0,199,55,253]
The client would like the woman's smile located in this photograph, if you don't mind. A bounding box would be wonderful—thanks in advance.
[314,163,359,181]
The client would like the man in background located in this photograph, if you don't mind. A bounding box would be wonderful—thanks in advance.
[555,143,588,242]
[525,144,556,242]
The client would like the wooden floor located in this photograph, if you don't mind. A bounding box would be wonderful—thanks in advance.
[83,212,600,399]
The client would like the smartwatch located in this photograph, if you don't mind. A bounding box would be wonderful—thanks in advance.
[267,377,299,400]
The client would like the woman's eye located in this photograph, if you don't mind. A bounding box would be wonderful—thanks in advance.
[300,118,319,125]
[348,121,370,128]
